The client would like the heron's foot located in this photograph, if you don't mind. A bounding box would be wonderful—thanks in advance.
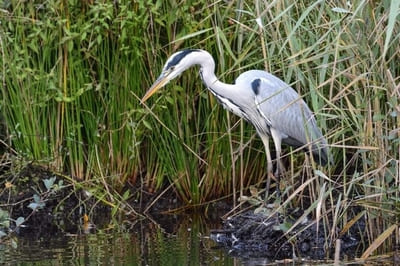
[264,172,274,201]
[275,186,281,198]
[265,171,284,203]
[274,168,284,199]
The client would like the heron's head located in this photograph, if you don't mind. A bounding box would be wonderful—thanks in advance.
[141,49,200,103]
[141,49,201,103]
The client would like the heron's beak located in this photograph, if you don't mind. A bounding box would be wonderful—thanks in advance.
[141,73,170,103]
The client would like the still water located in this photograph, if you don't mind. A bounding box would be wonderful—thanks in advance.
[0,214,241,265]
[1,213,396,265]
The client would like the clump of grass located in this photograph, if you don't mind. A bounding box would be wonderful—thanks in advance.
[0,0,399,256]
[142,0,399,254]
[0,2,147,186]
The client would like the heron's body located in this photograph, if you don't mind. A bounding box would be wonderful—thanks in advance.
[212,70,326,157]
[142,49,330,195]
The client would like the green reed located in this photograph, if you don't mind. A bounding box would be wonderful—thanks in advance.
[141,0,399,252]
[0,0,399,254]
[0,2,147,187]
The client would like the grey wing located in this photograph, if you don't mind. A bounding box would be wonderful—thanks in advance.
[248,73,329,165]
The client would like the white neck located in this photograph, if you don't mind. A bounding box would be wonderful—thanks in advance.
[189,50,233,93]
[183,50,253,120]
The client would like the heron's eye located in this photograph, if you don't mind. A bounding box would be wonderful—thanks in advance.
[170,66,175,71]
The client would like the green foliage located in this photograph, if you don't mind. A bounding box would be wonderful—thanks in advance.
[0,0,399,251]
[0,207,24,248]
[0,208,10,233]
[0,1,147,185]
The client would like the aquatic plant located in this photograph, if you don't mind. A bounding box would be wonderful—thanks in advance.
[0,0,398,257]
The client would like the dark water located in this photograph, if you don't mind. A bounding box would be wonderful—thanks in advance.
[0,214,238,265]
[0,213,396,265]
[0,233,229,265]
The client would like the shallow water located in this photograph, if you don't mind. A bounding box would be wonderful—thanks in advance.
[1,233,228,265]
[0,214,237,265]
[0,213,397,265]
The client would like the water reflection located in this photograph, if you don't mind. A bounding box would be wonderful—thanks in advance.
[0,214,234,265]
[2,213,396,265]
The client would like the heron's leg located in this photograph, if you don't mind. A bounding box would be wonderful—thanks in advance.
[260,134,273,200]
[271,129,283,197]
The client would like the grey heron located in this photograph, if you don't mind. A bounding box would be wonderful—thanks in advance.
[142,49,330,196]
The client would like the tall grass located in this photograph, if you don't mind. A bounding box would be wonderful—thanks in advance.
[0,0,399,254]
[0,1,147,186]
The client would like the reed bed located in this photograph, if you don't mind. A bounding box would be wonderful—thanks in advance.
[0,0,399,255]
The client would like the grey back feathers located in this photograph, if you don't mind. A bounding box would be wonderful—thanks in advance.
[238,70,330,165]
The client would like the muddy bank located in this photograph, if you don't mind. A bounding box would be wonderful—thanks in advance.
[210,209,365,260]
[1,163,366,261]
[0,164,111,238]
[0,163,216,237]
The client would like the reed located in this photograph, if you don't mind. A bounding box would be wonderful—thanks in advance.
[0,0,399,254]
[0,1,147,185]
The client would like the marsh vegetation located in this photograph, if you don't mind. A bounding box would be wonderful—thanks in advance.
[0,0,399,261]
